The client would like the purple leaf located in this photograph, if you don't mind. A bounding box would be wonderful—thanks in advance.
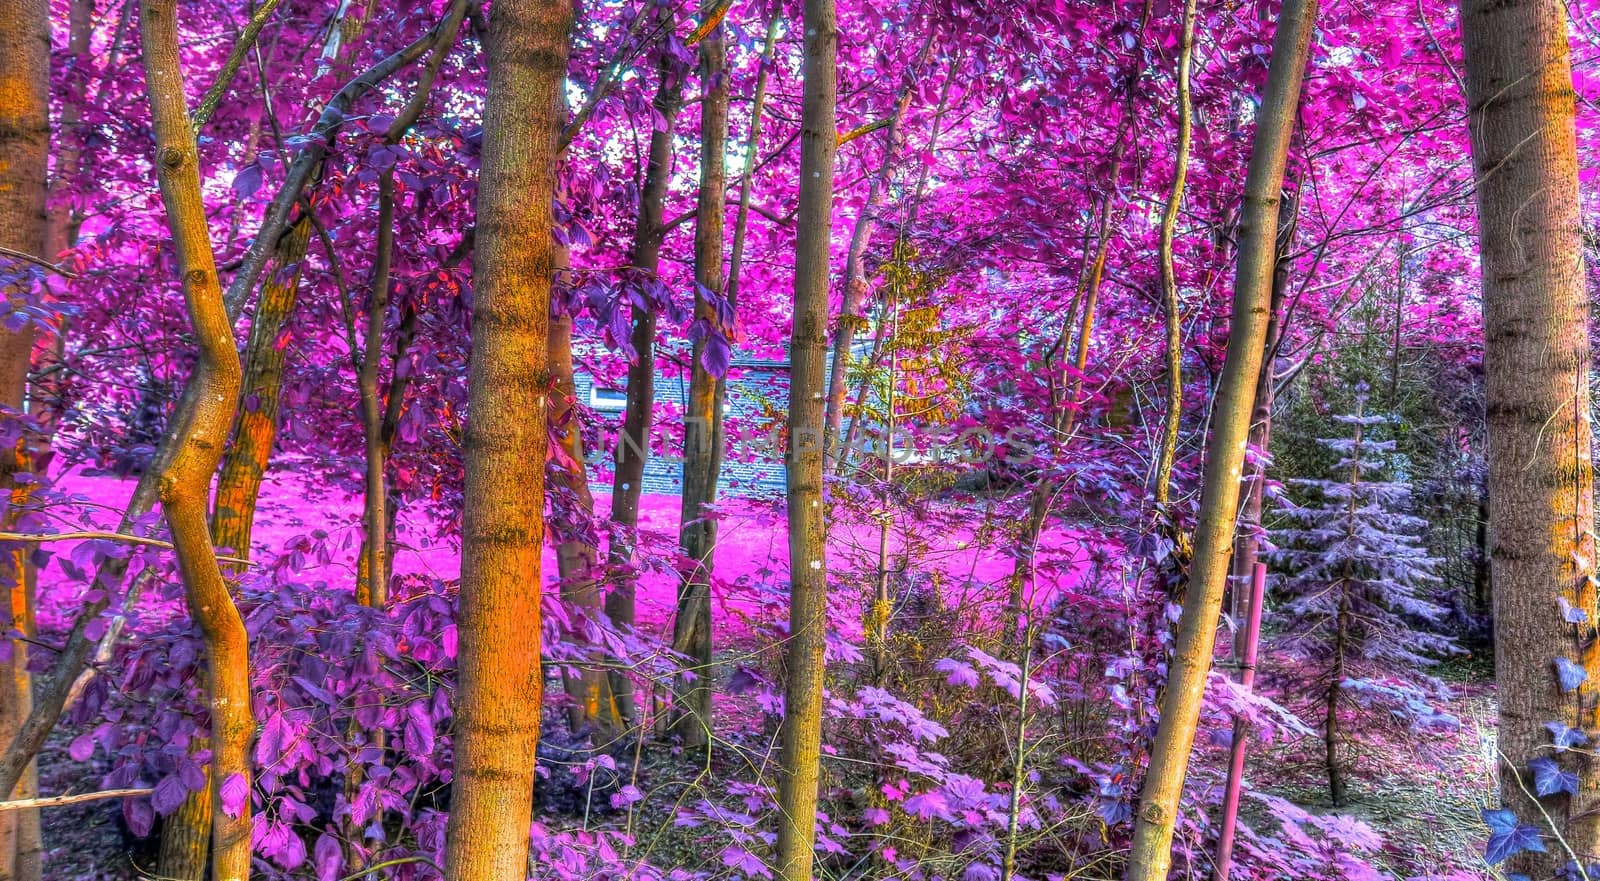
[219,773,249,818]
[1483,807,1546,864]
[151,775,187,815]
[1555,657,1588,692]
[702,330,731,379]
[1530,757,1578,797]
[314,832,343,881]
[68,730,96,762]
[123,797,154,838]
[1547,721,1589,751]
[231,162,263,199]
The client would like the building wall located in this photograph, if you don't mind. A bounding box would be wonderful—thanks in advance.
[573,361,792,498]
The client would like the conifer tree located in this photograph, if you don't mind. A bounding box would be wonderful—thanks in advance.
[1273,397,1455,806]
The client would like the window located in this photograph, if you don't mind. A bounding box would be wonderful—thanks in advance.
[590,386,628,411]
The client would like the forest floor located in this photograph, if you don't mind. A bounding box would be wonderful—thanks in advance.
[25,467,1499,878]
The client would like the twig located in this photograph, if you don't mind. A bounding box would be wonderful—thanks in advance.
[0,530,249,565]
[0,246,79,278]
[0,788,152,813]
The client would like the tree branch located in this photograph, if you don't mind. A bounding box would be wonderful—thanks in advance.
[0,789,153,813]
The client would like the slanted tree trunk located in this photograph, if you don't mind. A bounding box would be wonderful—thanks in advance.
[1125,1,1316,876]
[1460,0,1597,870]
[139,2,255,879]
[607,39,685,730]
[1228,199,1296,653]
[821,35,931,473]
[0,3,48,879]
[211,215,312,561]
[774,0,836,876]
[439,0,568,879]
[672,0,730,749]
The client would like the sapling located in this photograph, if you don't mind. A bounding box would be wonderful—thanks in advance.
[1272,397,1457,806]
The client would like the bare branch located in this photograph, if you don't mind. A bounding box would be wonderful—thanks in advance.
[0,789,153,813]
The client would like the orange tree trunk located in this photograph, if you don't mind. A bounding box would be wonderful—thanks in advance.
[1124,0,1315,876]
[773,0,837,876]
[1460,0,1598,871]
[671,0,730,749]
[139,2,255,879]
[0,2,49,879]
[439,0,569,878]
[211,215,311,561]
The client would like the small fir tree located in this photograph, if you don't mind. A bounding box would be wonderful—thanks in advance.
[1273,396,1457,806]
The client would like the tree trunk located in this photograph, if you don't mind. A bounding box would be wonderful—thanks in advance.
[139,2,255,878]
[1459,0,1597,870]
[821,36,930,472]
[1228,200,1296,652]
[1125,1,1316,876]
[606,43,685,730]
[0,2,48,879]
[356,172,397,608]
[1326,585,1349,808]
[1152,0,1196,512]
[211,215,311,562]
[672,0,730,749]
[439,0,568,879]
[549,280,614,735]
[774,0,836,876]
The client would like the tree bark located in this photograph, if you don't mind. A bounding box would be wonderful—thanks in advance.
[1152,0,1197,511]
[1125,1,1316,876]
[139,2,255,879]
[671,0,730,749]
[211,215,311,562]
[774,0,836,876]
[0,2,471,800]
[439,1,568,879]
[821,36,931,473]
[0,2,48,878]
[607,40,685,730]
[548,256,614,735]
[1227,200,1296,651]
[1460,0,1597,870]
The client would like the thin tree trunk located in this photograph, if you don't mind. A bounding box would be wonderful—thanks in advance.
[356,172,397,608]
[833,68,954,476]
[353,0,467,607]
[139,2,255,879]
[1005,8,1150,634]
[439,1,568,879]
[1460,0,1597,871]
[671,0,730,749]
[1125,1,1316,876]
[1228,201,1296,652]
[821,35,932,472]
[1152,0,1197,511]
[1327,587,1349,807]
[211,215,312,562]
[774,0,836,876]
[607,41,685,730]
[0,2,48,878]
[549,258,613,735]
[1326,411,1363,809]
